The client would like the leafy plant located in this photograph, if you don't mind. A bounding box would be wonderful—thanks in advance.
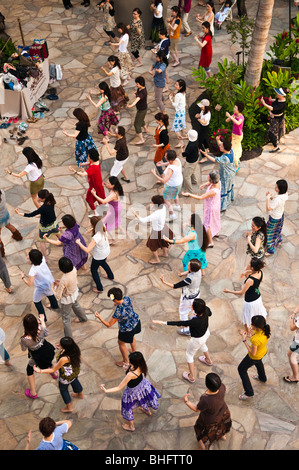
[0,38,17,67]
[226,16,255,67]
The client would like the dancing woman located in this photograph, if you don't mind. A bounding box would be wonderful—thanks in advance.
[100,351,161,432]
[265,179,288,255]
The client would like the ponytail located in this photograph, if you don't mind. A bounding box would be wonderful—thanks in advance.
[251,315,271,339]
[38,189,56,206]
[252,216,267,248]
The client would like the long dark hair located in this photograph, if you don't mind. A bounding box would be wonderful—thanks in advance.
[117,22,129,35]
[108,55,121,69]
[251,315,271,339]
[38,189,56,206]
[98,81,111,102]
[156,50,168,67]
[22,147,42,169]
[22,313,39,342]
[73,108,90,127]
[192,298,210,317]
[60,336,81,369]
[176,79,186,94]
[108,176,124,196]
[155,112,169,128]
[129,351,148,376]
[202,20,212,37]
[191,213,209,252]
[252,216,267,248]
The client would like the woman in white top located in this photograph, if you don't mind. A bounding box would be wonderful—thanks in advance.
[195,99,211,162]
[265,179,288,255]
[150,0,165,43]
[151,149,183,221]
[101,55,128,113]
[133,194,173,264]
[196,1,215,36]
[111,23,133,85]
[76,216,114,293]
[169,79,187,148]
[5,147,44,208]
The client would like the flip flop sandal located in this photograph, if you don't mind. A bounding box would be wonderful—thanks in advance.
[182,371,195,383]
[198,356,213,366]
[27,117,38,123]
[25,388,38,399]
[35,102,49,111]
[283,376,299,383]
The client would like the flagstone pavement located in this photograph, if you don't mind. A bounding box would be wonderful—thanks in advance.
[0,0,299,451]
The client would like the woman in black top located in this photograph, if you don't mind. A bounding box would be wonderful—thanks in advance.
[260,88,287,153]
[223,257,267,331]
[62,108,98,167]
[100,351,161,432]
[15,189,59,261]
[127,76,148,144]
[153,112,171,176]
[153,298,213,383]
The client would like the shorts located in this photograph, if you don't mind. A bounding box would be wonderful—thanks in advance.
[163,184,181,201]
[185,329,210,363]
[110,158,129,177]
[118,320,141,344]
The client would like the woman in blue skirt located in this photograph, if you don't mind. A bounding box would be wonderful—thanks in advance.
[100,351,161,432]
[63,108,97,167]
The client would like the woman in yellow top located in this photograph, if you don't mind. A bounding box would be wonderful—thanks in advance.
[167,6,181,67]
[237,315,271,400]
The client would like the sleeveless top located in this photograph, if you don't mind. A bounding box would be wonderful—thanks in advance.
[126,368,143,388]
[57,351,80,385]
[100,97,111,111]
[244,271,263,303]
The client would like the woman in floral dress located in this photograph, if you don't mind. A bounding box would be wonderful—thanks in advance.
[87,81,119,137]
[128,8,145,67]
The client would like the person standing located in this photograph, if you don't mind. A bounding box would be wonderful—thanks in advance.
[128,8,145,67]
[15,189,59,261]
[0,327,11,366]
[225,101,245,170]
[195,22,213,77]
[26,417,78,450]
[182,171,221,247]
[167,6,181,67]
[238,315,271,400]
[0,249,12,293]
[20,313,56,399]
[100,351,161,432]
[0,189,22,257]
[62,108,97,168]
[246,216,268,263]
[152,112,170,176]
[260,88,287,153]
[150,0,165,44]
[149,51,168,113]
[153,298,213,383]
[132,194,173,264]
[151,149,183,222]
[95,287,141,367]
[43,214,88,271]
[178,0,192,37]
[112,23,134,85]
[169,79,187,147]
[101,56,129,113]
[184,373,232,450]
[76,215,114,293]
[103,126,130,183]
[195,99,211,160]
[5,147,44,209]
[181,129,199,194]
[265,179,288,255]
[200,136,235,212]
[127,76,148,145]
[237,0,247,17]
[160,259,202,335]
[20,249,59,321]
[87,82,119,138]
[283,307,299,384]
[53,257,88,338]
[34,336,84,413]
[97,0,116,46]
[69,148,106,214]
[223,257,267,331]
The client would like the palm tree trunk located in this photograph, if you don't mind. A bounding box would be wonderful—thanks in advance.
[244,0,275,88]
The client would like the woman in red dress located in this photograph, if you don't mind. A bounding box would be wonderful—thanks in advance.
[69,148,105,213]
[195,21,213,77]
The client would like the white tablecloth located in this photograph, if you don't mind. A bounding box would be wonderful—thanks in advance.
[0,58,49,120]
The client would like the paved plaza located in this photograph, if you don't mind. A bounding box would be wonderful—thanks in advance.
[0,0,299,451]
